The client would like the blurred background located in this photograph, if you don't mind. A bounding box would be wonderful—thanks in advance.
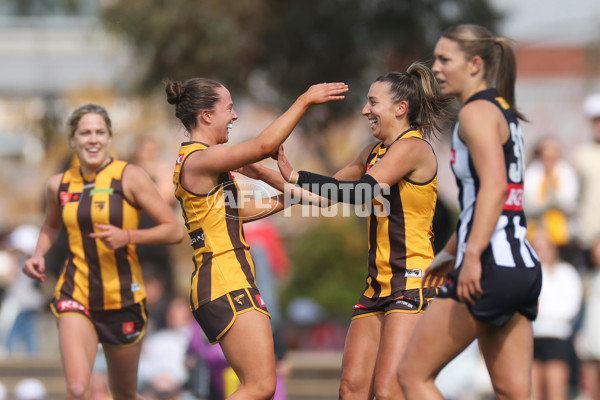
[0,0,599,399]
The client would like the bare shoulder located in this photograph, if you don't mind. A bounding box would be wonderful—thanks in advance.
[46,173,63,194]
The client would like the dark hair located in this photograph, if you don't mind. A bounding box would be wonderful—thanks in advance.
[374,62,452,139]
[164,78,224,132]
[68,104,112,137]
[441,24,525,120]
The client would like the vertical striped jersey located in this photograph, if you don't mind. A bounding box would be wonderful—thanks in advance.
[364,129,437,298]
[55,160,146,311]
[174,142,257,310]
[451,88,539,269]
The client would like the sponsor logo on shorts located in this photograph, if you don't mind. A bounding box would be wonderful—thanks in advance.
[405,269,422,278]
[56,299,90,317]
[234,294,245,305]
[395,299,415,308]
[122,321,142,339]
[60,192,82,205]
[255,294,266,308]
[353,303,368,310]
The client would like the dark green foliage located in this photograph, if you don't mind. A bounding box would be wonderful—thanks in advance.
[280,218,368,317]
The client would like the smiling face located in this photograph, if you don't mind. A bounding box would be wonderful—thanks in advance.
[362,81,405,142]
[210,86,238,144]
[432,37,472,98]
[70,113,112,174]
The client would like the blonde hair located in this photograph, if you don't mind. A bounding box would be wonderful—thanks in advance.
[442,24,525,120]
[67,104,112,137]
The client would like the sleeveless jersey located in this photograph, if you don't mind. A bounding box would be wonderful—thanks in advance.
[363,129,437,298]
[174,142,257,310]
[55,160,145,311]
[451,88,539,269]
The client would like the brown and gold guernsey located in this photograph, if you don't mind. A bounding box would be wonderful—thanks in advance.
[55,159,146,311]
[174,142,257,310]
[364,129,437,298]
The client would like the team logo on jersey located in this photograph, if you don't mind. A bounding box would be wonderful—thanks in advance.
[234,294,245,305]
[60,192,82,205]
[255,294,266,308]
[405,269,423,278]
[504,183,524,211]
[131,282,141,292]
[176,153,184,165]
[94,201,106,211]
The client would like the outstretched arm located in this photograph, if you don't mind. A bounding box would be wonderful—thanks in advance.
[190,83,349,176]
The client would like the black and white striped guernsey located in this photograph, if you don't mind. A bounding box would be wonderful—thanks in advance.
[450,88,539,269]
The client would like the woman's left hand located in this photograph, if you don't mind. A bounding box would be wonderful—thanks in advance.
[277,145,297,183]
[90,224,129,249]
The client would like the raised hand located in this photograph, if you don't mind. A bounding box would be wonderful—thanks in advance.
[303,82,349,105]
[277,145,296,183]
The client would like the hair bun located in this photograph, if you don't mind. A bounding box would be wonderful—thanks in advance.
[165,81,186,105]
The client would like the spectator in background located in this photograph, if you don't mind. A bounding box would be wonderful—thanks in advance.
[523,136,579,251]
[0,224,45,355]
[573,94,600,253]
[576,236,600,400]
[531,231,582,400]
[128,135,178,299]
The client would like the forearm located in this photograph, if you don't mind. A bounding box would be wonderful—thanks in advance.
[465,186,505,256]
[33,222,61,258]
[254,95,310,155]
[128,221,183,245]
[296,171,381,205]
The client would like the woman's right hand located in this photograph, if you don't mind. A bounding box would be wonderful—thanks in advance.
[277,145,297,183]
[303,82,348,105]
[23,255,47,283]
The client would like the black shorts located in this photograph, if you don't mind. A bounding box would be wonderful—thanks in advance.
[352,287,437,319]
[51,298,147,345]
[534,337,572,362]
[437,260,542,327]
[192,288,270,344]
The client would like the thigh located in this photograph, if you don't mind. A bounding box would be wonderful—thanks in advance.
[103,341,143,399]
[57,314,99,388]
[399,298,481,380]
[374,313,421,394]
[340,314,383,395]
[478,313,534,400]
[219,310,276,385]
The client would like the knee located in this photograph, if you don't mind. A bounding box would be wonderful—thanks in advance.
[242,375,276,400]
[373,385,400,400]
[397,362,413,391]
[339,376,363,399]
[65,382,88,400]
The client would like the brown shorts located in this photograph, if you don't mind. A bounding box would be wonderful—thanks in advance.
[352,287,437,319]
[51,298,147,346]
[192,288,270,344]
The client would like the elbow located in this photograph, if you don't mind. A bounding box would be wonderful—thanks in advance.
[170,225,185,244]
